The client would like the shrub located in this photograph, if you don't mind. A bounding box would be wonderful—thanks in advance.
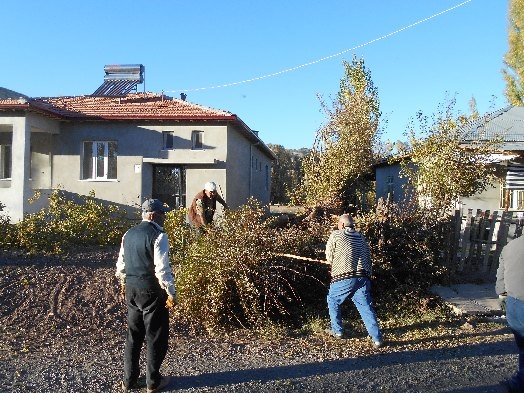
[15,190,131,254]
[0,202,17,249]
[356,199,448,317]
[166,199,329,332]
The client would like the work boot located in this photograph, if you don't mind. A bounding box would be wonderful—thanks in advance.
[147,376,171,393]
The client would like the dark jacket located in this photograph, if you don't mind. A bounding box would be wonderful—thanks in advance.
[188,190,227,227]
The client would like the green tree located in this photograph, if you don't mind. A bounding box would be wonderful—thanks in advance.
[397,100,500,216]
[268,144,307,204]
[300,56,381,212]
[503,0,524,105]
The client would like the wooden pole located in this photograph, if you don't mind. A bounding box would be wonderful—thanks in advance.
[273,253,329,265]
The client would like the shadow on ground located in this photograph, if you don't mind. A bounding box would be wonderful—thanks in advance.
[170,340,514,391]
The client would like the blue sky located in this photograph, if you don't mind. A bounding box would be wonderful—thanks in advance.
[2,0,509,149]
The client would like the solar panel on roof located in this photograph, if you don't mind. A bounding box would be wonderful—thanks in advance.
[92,64,144,96]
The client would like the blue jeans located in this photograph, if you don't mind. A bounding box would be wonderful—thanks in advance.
[506,296,524,389]
[124,285,169,389]
[327,277,382,342]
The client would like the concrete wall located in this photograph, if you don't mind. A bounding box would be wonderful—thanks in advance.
[0,113,61,221]
[226,125,271,207]
[52,122,144,214]
[375,162,410,203]
[1,113,272,221]
[458,182,501,214]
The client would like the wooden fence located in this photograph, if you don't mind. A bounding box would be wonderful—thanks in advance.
[443,209,523,277]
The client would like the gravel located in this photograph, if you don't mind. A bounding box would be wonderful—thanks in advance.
[0,248,519,392]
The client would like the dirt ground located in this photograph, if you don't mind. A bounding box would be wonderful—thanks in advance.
[0,247,519,392]
[0,247,125,352]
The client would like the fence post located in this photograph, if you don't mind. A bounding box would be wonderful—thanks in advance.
[481,210,498,272]
[450,210,461,271]
[491,210,513,274]
[458,208,473,272]
[469,209,484,266]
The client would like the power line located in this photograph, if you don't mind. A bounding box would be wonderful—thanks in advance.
[164,0,472,93]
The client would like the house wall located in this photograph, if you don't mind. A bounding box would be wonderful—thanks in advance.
[376,162,515,215]
[52,122,144,214]
[53,121,234,216]
[458,182,501,214]
[1,112,272,221]
[226,125,271,208]
[0,112,60,221]
[375,162,410,204]
[163,122,228,215]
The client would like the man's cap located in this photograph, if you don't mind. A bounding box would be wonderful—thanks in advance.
[204,181,217,192]
[142,198,171,213]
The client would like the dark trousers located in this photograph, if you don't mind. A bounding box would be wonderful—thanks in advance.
[124,285,169,389]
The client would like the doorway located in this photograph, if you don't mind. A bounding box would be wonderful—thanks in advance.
[152,165,186,209]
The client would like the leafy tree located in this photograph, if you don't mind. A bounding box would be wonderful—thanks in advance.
[300,56,382,212]
[397,99,500,216]
[503,0,524,105]
[268,144,306,204]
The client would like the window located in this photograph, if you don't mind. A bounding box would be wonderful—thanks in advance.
[265,165,269,191]
[82,141,117,180]
[192,131,203,149]
[163,132,174,149]
[386,176,395,198]
[500,185,524,210]
[0,145,11,179]
[500,163,524,210]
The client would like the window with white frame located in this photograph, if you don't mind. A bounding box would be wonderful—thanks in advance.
[0,145,11,179]
[82,141,117,180]
[500,163,524,210]
[191,130,203,150]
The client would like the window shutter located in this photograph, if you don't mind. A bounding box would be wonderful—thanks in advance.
[506,162,524,189]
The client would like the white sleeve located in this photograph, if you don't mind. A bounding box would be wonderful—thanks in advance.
[115,235,126,285]
[153,232,177,297]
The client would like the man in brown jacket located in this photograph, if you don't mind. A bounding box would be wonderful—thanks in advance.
[188,181,228,228]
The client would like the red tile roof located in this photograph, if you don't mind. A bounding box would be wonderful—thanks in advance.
[0,92,237,121]
[0,92,277,159]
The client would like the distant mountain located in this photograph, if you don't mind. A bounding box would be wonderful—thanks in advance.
[0,87,28,100]
[290,148,310,157]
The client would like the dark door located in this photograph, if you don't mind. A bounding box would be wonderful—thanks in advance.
[152,165,186,208]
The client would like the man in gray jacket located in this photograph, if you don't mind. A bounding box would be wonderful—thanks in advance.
[496,235,524,393]
[325,214,383,347]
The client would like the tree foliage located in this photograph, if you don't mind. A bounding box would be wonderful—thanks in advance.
[397,100,500,216]
[267,144,307,204]
[503,0,524,105]
[300,56,382,212]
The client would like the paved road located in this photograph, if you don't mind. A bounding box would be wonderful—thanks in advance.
[165,339,516,393]
[4,328,517,392]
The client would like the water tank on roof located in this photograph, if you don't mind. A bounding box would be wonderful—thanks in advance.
[92,64,145,96]
[103,64,144,83]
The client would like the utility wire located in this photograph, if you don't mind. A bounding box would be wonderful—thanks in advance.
[164,0,472,93]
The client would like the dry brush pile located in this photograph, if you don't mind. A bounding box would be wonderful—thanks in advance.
[1,192,452,336]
